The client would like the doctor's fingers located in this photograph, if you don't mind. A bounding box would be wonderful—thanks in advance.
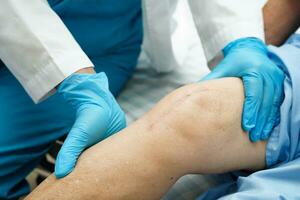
[261,77,285,140]
[55,128,87,179]
[199,59,238,82]
[241,74,264,137]
[249,75,276,142]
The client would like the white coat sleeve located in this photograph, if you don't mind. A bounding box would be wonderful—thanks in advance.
[142,0,179,72]
[188,0,267,65]
[0,0,94,103]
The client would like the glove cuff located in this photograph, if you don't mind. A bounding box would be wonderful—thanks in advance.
[57,72,111,109]
[58,73,109,93]
[223,37,268,56]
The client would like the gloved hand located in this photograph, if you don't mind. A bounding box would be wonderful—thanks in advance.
[55,72,126,178]
[202,37,285,142]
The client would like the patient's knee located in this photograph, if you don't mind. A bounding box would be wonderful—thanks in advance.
[141,77,244,144]
[172,78,245,142]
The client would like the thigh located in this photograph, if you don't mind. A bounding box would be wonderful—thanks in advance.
[189,78,267,173]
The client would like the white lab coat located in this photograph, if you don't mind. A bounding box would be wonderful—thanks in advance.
[0,0,266,103]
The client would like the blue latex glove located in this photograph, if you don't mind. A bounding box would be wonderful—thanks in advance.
[55,72,126,178]
[202,38,285,142]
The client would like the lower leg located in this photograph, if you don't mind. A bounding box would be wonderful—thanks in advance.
[26,78,266,200]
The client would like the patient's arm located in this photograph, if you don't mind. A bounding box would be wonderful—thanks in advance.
[26,78,266,200]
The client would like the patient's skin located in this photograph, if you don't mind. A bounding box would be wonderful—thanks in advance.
[26,78,266,200]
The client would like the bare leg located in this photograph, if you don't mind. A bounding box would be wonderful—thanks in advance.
[26,78,266,200]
